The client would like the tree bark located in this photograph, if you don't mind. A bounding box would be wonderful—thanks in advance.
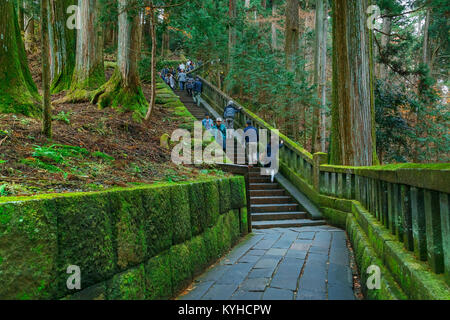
[330,0,377,166]
[271,0,278,50]
[423,8,430,66]
[312,0,328,153]
[285,0,299,71]
[378,16,391,79]
[68,0,105,100]
[41,0,52,138]
[93,0,147,120]
[48,0,76,93]
[145,4,157,121]
[24,0,35,52]
[228,0,237,70]
[0,1,40,116]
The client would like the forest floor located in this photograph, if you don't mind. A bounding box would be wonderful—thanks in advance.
[0,53,220,197]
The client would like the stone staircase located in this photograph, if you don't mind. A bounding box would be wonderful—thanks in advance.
[175,89,206,120]
[173,86,326,230]
[248,167,326,229]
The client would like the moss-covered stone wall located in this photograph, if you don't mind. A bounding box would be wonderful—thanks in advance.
[0,176,247,300]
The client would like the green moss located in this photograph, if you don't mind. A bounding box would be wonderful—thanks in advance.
[0,200,57,299]
[230,176,246,209]
[140,187,174,257]
[144,251,173,300]
[92,69,148,122]
[203,180,220,227]
[240,207,248,235]
[109,190,148,270]
[218,179,232,214]
[189,235,208,276]
[188,182,207,236]
[170,185,192,244]
[106,264,146,300]
[55,194,116,297]
[169,243,193,295]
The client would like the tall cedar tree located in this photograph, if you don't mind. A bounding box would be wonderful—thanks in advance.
[0,1,40,117]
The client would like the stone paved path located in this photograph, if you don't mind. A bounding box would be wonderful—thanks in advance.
[178,225,358,300]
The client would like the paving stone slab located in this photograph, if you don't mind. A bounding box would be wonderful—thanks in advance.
[231,290,264,300]
[262,287,294,300]
[297,231,316,240]
[202,284,239,300]
[239,278,270,292]
[327,263,353,287]
[328,284,355,300]
[254,257,282,270]
[195,265,231,282]
[329,249,350,266]
[270,260,303,291]
[217,263,254,284]
[296,289,327,300]
[247,268,276,279]
[265,248,288,257]
[309,245,330,255]
[238,254,261,264]
[247,249,267,256]
[285,249,308,260]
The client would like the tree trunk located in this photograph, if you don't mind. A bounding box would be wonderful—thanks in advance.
[68,0,105,100]
[285,0,299,71]
[24,0,35,52]
[94,0,147,120]
[41,0,52,138]
[423,8,430,66]
[18,0,24,31]
[330,0,377,166]
[312,0,328,153]
[48,0,76,93]
[378,16,391,79]
[271,0,278,50]
[228,0,237,70]
[145,5,157,121]
[0,1,40,116]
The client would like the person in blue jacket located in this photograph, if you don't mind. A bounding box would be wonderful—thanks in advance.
[212,118,227,150]
[193,77,203,106]
[178,70,187,90]
[223,100,242,129]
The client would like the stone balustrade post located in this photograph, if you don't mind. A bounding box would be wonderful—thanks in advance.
[313,152,328,192]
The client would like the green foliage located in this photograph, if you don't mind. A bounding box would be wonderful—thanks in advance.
[52,111,72,124]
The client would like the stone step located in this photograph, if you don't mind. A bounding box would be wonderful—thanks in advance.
[252,211,307,221]
[250,196,292,204]
[250,189,286,197]
[251,203,299,213]
[252,219,327,229]
[249,177,272,183]
[249,183,279,190]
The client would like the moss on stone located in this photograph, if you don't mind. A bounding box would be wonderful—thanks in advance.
[55,194,117,297]
[0,200,57,299]
[106,265,146,300]
[218,179,232,214]
[230,176,246,209]
[169,243,193,295]
[203,180,220,227]
[170,185,192,245]
[144,251,173,300]
[188,182,207,236]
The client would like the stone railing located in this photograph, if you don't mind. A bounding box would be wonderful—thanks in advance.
[319,164,449,276]
[194,72,450,299]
